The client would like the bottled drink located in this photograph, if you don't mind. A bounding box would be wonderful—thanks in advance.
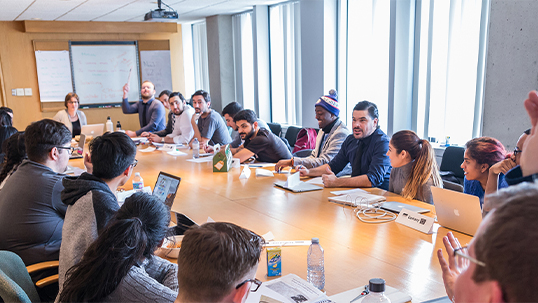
[116,121,122,131]
[132,172,144,192]
[307,237,325,290]
[192,138,200,159]
[106,116,113,133]
[362,278,391,303]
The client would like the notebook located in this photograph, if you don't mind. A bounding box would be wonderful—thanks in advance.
[431,187,482,236]
[274,172,323,193]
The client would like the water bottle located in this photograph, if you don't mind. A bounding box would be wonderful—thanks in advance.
[307,237,325,290]
[362,279,391,303]
[106,116,113,133]
[192,138,200,158]
[116,121,122,131]
[132,172,144,192]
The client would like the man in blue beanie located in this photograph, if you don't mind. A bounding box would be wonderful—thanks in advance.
[275,89,351,175]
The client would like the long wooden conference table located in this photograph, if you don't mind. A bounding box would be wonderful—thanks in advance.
[71,145,472,302]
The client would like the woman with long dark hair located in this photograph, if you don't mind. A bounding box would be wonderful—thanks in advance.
[386,130,442,203]
[57,192,178,302]
[461,137,507,207]
[0,132,25,188]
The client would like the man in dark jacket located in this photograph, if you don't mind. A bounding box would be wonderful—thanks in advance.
[58,132,137,293]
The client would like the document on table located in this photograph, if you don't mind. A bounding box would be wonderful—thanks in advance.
[167,150,187,156]
[186,156,213,163]
[139,146,156,153]
[306,177,324,185]
[245,274,330,303]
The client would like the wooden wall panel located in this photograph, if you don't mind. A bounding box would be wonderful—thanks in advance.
[24,21,177,34]
[0,21,184,132]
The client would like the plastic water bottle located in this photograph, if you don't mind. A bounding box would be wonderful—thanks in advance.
[132,172,144,192]
[106,116,113,133]
[192,138,200,158]
[116,121,122,132]
[362,279,391,303]
[307,237,325,290]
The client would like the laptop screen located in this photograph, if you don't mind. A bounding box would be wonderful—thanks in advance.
[152,172,181,208]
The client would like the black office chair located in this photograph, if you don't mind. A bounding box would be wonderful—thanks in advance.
[439,146,465,185]
[285,126,302,148]
[443,180,464,192]
[267,123,282,137]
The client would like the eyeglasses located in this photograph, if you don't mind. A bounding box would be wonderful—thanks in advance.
[235,278,262,292]
[57,146,75,155]
[513,146,522,156]
[131,159,138,168]
[453,246,485,271]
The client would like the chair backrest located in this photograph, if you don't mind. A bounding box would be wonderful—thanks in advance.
[440,146,465,179]
[284,126,302,148]
[267,122,282,137]
[292,128,318,154]
[0,251,40,303]
[443,180,464,192]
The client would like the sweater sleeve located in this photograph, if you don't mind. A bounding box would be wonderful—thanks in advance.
[295,127,349,168]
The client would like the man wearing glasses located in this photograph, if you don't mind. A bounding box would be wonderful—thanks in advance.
[437,182,538,302]
[57,131,137,295]
[176,222,264,303]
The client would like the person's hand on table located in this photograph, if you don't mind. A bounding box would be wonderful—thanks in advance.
[275,159,293,172]
[321,166,339,187]
[437,231,463,301]
[84,152,93,174]
[140,132,151,137]
[204,144,214,153]
[148,134,162,143]
[522,91,538,177]
[125,130,137,138]
[297,166,310,177]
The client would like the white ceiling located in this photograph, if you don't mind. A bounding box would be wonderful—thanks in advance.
[0,0,284,23]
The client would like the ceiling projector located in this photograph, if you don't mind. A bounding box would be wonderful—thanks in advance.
[144,0,178,22]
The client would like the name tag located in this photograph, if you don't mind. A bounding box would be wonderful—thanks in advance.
[395,208,434,234]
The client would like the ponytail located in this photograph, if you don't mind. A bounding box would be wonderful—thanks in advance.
[392,131,442,200]
[58,193,170,302]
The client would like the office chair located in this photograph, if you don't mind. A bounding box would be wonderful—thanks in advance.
[0,251,58,303]
[439,146,465,185]
[293,149,313,157]
[267,122,282,137]
[284,126,302,148]
[443,180,464,192]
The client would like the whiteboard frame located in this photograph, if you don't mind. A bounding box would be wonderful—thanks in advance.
[68,40,141,108]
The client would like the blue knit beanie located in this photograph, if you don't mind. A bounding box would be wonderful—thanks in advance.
[315,89,339,116]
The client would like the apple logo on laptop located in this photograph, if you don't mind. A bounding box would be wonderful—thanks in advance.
[454,209,460,216]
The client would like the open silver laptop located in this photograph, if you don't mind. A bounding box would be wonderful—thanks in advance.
[431,187,482,236]
[81,124,104,137]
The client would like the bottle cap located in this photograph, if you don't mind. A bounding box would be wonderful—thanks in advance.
[368,278,385,292]
[311,238,319,244]
[107,116,111,120]
[135,172,140,176]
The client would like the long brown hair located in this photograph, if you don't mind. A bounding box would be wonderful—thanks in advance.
[391,130,442,200]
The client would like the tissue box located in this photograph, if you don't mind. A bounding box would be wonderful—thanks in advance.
[213,145,232,172]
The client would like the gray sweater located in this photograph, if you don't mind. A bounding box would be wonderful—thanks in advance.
[293,119,351,175]
[388,161,436,204]
[102,257,178,303]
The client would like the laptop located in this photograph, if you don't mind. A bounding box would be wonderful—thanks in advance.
[152,172,181,208]
[381,201,430,214]
[70,134,85,159]
[81,124,104,137]
[431,187,482,236]
[274,172,323,193]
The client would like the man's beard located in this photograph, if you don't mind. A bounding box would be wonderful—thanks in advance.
[240,128,256,140]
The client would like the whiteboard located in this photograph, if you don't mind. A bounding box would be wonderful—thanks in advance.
[71,43,140,105]
[35,51,73,102]
[140,50,173,94]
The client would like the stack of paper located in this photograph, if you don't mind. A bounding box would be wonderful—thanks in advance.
[245,274,329,303]
[328,192,386,207]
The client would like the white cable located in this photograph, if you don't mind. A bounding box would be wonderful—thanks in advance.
[348,198,397,224]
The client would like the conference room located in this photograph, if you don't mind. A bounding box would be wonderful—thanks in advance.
[0,0,535,302]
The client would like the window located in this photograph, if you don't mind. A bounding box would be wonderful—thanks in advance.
[232,12,255,110]
[192,22,210,92]
[269,1,301,125]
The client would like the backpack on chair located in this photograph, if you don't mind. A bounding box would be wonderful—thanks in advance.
[292,128,318,154]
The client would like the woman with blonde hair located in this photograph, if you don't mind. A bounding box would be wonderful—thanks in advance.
[387,130,442,203]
